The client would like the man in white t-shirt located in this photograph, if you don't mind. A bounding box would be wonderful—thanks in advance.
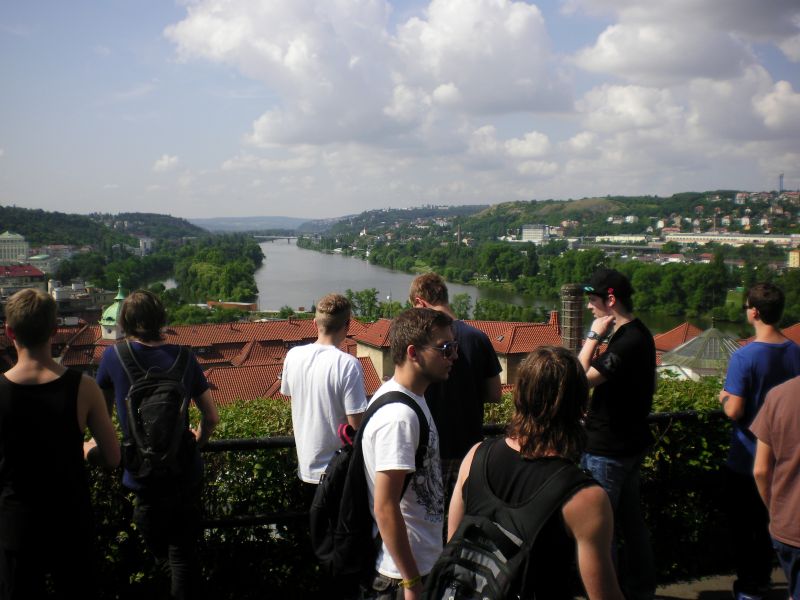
[362,307,456,600]
[280,294,367,507]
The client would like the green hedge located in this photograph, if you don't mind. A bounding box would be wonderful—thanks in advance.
[88,376,734,598]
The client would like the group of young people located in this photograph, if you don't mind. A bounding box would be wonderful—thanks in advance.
[1,269,798,600]
[0,288,218,599]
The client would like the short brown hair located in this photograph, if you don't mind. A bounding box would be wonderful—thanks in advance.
[746,283,785,325]
[389,307,453,366]
[409,272,449,306]
[507,346,589,460]
[120,290,166,342]
[315,294,351,333]
[5,288,57,347]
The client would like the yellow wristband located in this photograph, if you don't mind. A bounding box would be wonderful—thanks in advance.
[400,575,422,589]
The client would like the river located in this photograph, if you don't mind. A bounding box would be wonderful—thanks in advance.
[254,239,750,337]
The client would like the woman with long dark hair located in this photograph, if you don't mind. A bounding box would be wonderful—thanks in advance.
[447,346,623,599]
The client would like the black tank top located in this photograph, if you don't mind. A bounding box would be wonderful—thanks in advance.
[0,369,93,549]
[464,439,593,599]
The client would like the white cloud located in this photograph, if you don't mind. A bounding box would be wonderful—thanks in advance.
[505,131,551,158]
[577,85,684,133]
[571,0,800,82]
[754,80,800,133]
[153,154,180,173]
[0,148,4,158]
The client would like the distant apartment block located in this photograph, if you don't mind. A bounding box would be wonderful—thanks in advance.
[664,232,799,248]
[521,224,549,244]
[789,249,800,269]
[595,234,648,244]
[0,232,30,264]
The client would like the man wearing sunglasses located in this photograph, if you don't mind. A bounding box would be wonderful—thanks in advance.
[361,308,455,599]
[718,283,800,600]
[409,273,502,511]
[578,268,656,600]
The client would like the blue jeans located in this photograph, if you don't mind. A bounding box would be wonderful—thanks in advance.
[772,538,800,600]
[581,452,655,600]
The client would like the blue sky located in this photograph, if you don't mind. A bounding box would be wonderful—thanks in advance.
[1,0,798,219]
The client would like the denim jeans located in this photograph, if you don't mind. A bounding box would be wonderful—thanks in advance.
[772,538,800,600]
[581,452,655,600]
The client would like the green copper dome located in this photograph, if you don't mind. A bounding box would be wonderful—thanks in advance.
[100,279,126,327]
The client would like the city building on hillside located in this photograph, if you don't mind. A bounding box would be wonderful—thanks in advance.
[520,224,549,244]
[28,254,60,274]
[664,232,799,248]
[0,231,30,264]
[789,249,800,269]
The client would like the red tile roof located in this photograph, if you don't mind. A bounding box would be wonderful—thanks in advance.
[205,364,284,406]
[465,320,562,355]
[0,265,44,277]
[357,356,382,397]
[205,353,382,406]
[742,322,800,346]
[653,322,703,352]
[355,318,392,348]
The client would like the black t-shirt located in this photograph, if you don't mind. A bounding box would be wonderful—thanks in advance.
[425,320,502,460]
[464,439,592,599]
[585,318,656,456]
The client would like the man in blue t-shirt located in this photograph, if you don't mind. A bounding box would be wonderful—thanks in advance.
[96,290,219,599]
[719,282,800,600]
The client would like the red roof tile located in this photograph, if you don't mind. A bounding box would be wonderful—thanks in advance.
[205,364,283,406]
[355,318,392,348]
[653,322,703,352]
[357,356,382,397]
[0,265,44,277]
[465,320,562,355]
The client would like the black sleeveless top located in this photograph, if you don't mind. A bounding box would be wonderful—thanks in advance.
[463,439,594,599]
[0,369,93,550]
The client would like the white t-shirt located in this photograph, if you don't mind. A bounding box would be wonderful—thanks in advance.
[280,342,367,483]
[361,379,444,578]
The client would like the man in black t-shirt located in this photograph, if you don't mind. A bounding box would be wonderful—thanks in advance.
[578,268,656,600]
[409,273,502,505]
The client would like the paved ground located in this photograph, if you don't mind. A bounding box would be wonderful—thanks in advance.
[655,568,788,600]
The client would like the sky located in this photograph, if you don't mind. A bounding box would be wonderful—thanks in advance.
[1,0,799,220]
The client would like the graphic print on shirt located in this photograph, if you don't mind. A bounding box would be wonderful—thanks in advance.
[412,423,444,523]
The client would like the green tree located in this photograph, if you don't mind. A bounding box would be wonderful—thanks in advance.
[451,293,473,319]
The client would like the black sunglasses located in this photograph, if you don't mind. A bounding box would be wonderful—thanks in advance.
[423,341,459,359]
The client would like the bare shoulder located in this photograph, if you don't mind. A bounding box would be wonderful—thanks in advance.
[561,483,610,536]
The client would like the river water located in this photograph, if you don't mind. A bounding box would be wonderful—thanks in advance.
[254,239,750,337]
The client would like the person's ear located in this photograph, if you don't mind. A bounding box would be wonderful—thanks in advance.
[412,297,426,308]
[407,344,417,361]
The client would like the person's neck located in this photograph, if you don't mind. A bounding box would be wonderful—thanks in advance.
[5,344,64,383]
[429,303,456,319]
[391,366,429,397]
[611,309,634,331]
[753,321,785,344]
[316,329,344,347]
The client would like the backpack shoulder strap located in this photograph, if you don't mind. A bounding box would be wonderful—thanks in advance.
[355,390,431,497]
[164,345,192,386]
[114,340,146,384]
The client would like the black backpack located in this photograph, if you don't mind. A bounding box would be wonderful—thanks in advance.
[422,438,593,600]
[115,341,196,481]
[309,390,430,581]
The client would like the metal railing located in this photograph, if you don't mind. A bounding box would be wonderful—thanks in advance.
[199,409,727,529]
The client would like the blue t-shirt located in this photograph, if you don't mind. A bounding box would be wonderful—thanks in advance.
[723,340,800,474]
[96,342,210,491]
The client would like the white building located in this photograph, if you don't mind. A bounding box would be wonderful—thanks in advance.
[521,224,549,245]
[0,231,30,264]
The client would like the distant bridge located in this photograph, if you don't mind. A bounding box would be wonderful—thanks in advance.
[253,236,297,242]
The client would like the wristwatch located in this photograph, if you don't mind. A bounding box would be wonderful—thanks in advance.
[586,331,601,341]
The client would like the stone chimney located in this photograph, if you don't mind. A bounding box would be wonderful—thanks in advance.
[560,283,584,354]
